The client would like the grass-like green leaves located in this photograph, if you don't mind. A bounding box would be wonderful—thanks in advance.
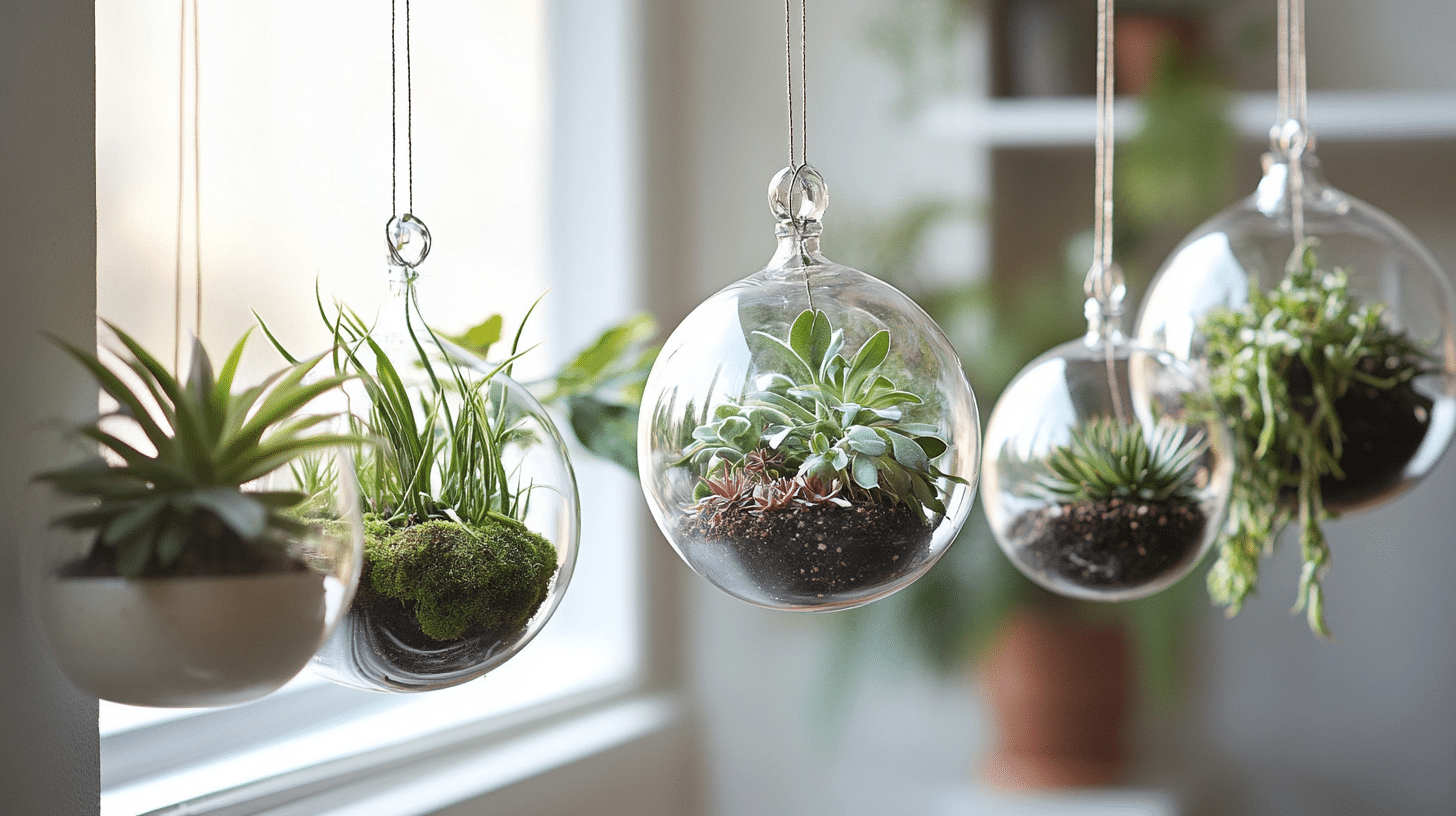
[1201,241,1432,636]
[1034,417,1204,506]
[36,324,357,577]
[283,286,561,643]
[313,292,537,533]
[680,308,957,520]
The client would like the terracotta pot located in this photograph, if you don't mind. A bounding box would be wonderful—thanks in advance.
[980,609,1133,789]
[1116,13,1203,96]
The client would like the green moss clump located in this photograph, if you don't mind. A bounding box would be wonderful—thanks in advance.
[365,517,558,641]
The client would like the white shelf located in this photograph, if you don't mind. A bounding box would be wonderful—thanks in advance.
[931,783,1180,816]
[923,90,1456,147]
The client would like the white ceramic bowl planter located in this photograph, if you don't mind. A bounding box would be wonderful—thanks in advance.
[45,564,344,708]
[36,328,363,707]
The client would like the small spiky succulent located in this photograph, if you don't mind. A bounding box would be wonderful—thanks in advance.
[36,324,357,578]
[1034,416,1205,506]
[679,308,958,520]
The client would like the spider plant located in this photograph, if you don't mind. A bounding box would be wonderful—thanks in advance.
[270,289,558,642]
[35,324,357,578]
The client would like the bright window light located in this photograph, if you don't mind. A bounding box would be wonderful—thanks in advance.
[94,1,642,811]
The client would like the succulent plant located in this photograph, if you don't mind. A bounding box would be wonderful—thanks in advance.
[36,324,357,578]
[1033,416,1205,506]
[678,308,957,520]
[1200,241,1433,636]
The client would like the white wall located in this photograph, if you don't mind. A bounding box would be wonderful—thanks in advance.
[0,1,101,813]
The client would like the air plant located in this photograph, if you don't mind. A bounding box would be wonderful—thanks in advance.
[36,324,357,578]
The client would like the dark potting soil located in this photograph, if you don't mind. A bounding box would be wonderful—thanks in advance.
[675,500,935,601]
[58,525,307,578]
[1287,356,1433,511]
[1008,499,1206,591]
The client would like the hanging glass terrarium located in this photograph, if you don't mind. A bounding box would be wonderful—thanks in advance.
[309,219,579,692]
[982,265,1232,601]
[1136,129,1456,513]
[1133,0,1456,634]
[309,1,578,691]
[982,0,1232,602]
[639,165,979,611]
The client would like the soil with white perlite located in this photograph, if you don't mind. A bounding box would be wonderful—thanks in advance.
[676,500,934,601]
[1009,499,1206,590]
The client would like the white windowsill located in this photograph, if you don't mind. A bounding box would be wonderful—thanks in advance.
[102,641,641,816]
[250,695,681,816]
[104,687,679,816]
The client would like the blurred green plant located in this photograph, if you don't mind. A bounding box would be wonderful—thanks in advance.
[448,312,659,476]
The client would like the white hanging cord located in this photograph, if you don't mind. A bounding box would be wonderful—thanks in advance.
[386,0,430,273]
[173,0,203,372]
[1090,0,1115,274]
[1277,0,1309,241]
[391,0,416,219]
[1085,0,1127,422]
[785,0,807,173]
[1084,0,1123,321]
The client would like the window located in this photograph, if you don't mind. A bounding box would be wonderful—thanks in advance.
[93,2,653,813]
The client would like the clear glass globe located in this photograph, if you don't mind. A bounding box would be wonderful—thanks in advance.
[638,166,980,611]
[310,275,579,692]
[982,332,1233,601]
[1136,133,1456,512]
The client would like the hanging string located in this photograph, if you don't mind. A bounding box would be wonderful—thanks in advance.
[783,0,815,309]
[386,0,430,274]
[193,0,202,342]
[785,0,807,173]
[173,0,203,372]
[1086,0,1126,422]
[1089,0,1115,274]
[174,0,185,372]
[391,0,396,217]
[1276,0,1309,241]
[406,0,414,213]
[391,0,417,217]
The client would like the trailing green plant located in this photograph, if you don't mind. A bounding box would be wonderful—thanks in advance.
[36,324,357,578]
[1200,240,1432,637]
[268,289,559,642]
[1034,416,1204,506]
[678,308,957,521]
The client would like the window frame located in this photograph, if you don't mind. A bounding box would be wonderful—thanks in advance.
[82,1,684,814]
